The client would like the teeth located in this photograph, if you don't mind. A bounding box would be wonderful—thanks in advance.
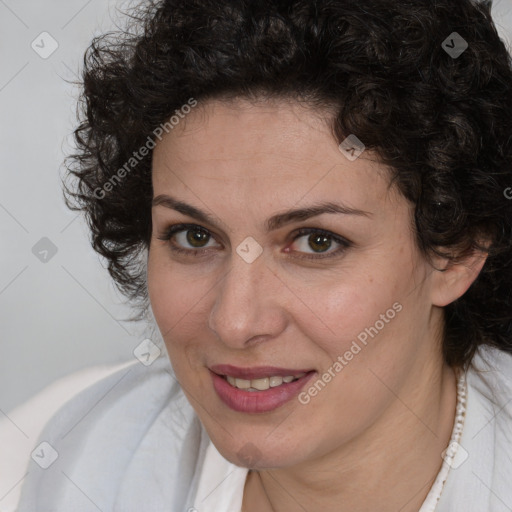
[225,373,307,391]
[251,378,269,390]
[235,378,251,389]
[269,376,283,387]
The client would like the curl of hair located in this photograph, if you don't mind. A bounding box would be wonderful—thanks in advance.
[64,0,512,368]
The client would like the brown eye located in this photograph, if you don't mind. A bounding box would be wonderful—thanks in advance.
[307,233,332,253]
[288,228,351,260]
[186,227,211,248]
[157,223,221,255]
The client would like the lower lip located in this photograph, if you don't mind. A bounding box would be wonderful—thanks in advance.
[210,371,315,413]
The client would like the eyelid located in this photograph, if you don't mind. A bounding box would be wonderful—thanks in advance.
[287,227,352,259]
[156,223,223,255]
[156,223,352,259]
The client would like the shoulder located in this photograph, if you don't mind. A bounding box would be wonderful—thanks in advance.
[447,345,512,509]
[468,345,512,464]
[10,355,202,512]
[434,345,512,511]
[468,344,512,402]
[0,361,134,511]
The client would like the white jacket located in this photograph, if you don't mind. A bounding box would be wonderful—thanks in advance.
[5,344,512,512]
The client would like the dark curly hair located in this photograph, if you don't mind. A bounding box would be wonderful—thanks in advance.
[64,0,512,369]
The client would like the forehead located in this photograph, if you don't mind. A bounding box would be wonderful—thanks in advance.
[154,98,334,163]
[151,97,398,214]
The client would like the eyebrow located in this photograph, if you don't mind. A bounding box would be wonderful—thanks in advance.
[152,194,372,232]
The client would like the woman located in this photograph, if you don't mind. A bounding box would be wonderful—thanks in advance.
[15,0,512,510]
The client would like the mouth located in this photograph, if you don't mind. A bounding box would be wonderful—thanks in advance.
[209,364,316,413]
[222,372,307,391]
[209,364,314,380]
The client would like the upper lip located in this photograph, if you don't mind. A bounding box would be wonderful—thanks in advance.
[209,364,314,380]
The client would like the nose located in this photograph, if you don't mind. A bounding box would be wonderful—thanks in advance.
[208,249,288,349]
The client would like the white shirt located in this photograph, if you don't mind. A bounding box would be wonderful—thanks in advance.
[6,344,512,512]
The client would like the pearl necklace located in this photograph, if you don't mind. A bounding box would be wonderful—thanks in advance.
[417,367,467,512]
[249,368,467,512]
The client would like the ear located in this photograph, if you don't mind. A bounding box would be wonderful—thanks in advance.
[430,246,489,307]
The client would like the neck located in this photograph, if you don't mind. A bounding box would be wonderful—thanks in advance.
[242,360,457,512]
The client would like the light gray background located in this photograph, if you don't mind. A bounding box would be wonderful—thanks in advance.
[1,0,512,414]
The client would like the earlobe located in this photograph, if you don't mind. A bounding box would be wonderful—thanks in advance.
[430,249,489,308]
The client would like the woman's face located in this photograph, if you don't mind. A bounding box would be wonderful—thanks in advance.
[148,98,443,469]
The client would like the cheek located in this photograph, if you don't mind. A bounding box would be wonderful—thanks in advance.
[147,250,209,346]
[292,266,403,359]
[292,284,412,441]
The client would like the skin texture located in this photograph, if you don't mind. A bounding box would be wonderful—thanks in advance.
[147,98,487,511]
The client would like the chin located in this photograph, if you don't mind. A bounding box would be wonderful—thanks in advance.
[209,431,308,469]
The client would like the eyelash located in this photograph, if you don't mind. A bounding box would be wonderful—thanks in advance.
[156,223,352,260]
